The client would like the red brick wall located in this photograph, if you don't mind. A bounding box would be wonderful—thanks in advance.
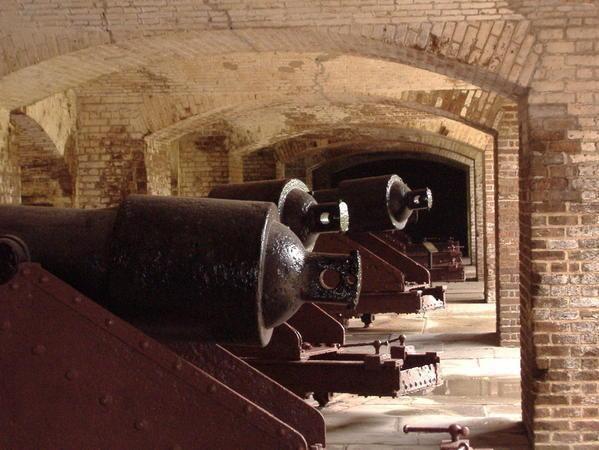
[496,104,521,346]
[520,3,599,447]
[75,95,147,208]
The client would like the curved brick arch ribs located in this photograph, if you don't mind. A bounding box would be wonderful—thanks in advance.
[93,65,505,144]
[307,148,474,179]
[86,57,513,146]
[271,126,486,162]
[145,95,494,149]
[207,101,493,155]
[0,25,533,112]
[233,124,487,183]
[9,112,73,207]
[0,1,535,86]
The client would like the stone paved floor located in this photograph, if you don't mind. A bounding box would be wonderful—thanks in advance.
[313,297,529,450]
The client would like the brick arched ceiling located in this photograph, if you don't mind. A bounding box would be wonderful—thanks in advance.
[263,128,485,165]
[145,101,492,161]
[303,148,476,183]
[0,24,535,112]
[63,49,514,145]
[320,147,475,168]
[0,0,544,98]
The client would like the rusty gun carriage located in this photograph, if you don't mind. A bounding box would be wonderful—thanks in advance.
[0,195,364,449]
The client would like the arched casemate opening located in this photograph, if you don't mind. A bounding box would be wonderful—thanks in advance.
[9,113,73,207]
[259,128,494,303]
[314,153,472,262]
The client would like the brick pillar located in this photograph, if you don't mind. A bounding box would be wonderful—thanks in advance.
[179,134,229,196]
[496,104,521,346]
[473,156,484,280]
[0,109,20,204]
[228,152,243,183]
[484,140,497,304]
[275,161,286,179]
[145,140,173,196]
[518,97,535,447]
[522,19,599,448]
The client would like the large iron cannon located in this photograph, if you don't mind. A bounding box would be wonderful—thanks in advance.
[210,176,444,324]
[0,195,361,346]
[312,174,432,232]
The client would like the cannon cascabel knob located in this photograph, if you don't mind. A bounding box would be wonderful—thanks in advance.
[313,175,433,232]
[209,178,348,250]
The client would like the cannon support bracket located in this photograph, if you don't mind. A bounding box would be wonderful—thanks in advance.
[0,263,324,449]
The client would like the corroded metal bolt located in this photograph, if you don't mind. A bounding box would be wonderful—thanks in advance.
[32,344,46,355]
[99,394,113,406]
[65,369,79,380]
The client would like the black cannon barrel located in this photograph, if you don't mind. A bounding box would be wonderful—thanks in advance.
[313,175,432,232]
[0,195,361,346]
[209,179,349,250]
